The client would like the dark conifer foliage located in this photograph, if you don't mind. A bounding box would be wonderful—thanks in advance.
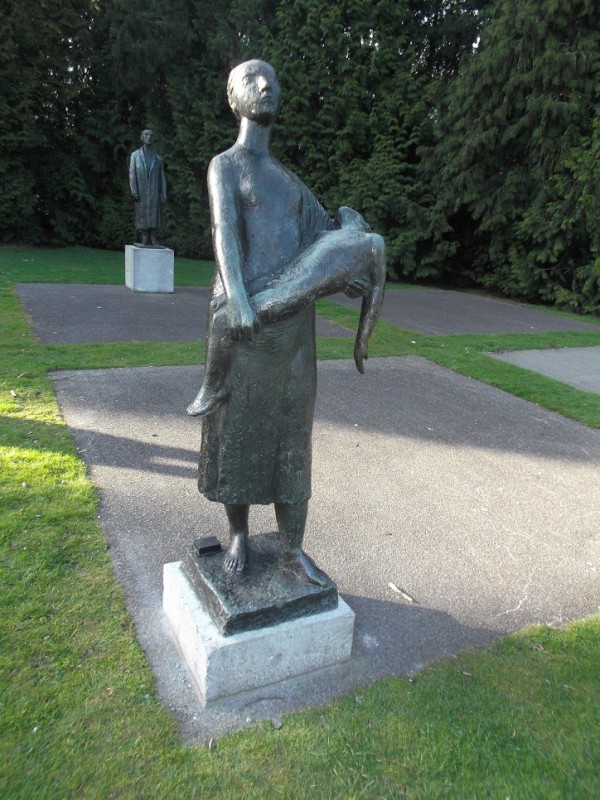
[0,0,597,310]
[251,0,433,276]
[0,0,98,242]
[429,0,599,310]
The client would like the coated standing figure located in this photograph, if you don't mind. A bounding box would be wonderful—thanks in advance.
[193,60,385,585]
[129,129,167,246]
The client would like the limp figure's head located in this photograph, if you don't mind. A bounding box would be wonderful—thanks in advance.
[227,60,281,125]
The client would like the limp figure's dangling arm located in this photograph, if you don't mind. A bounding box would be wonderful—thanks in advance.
[208,154,259,341]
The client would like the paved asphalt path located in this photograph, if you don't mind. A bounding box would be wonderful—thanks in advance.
[489,346,600,395]
[16,282,599,344]
[19,281,600,395]
[15,283,352,343]
[331,287,599,335]
[52,358,600,742]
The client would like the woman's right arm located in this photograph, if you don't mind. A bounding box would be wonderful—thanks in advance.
[208,155,259,341]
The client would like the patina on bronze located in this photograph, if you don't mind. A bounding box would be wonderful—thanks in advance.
[189,60,385,631]
[183,533,338,636]
[129,129,167,247]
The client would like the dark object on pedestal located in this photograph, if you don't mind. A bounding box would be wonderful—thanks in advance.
[193,536,222,557]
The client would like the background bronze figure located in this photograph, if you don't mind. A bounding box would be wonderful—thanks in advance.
[129,129,167,246]
[194,60,385,586]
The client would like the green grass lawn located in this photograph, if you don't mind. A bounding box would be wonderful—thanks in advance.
[1,244,214,286]
[1,245,599,799]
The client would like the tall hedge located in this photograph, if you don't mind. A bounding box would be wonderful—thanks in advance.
[428,0,600,311]
[1,0,598,311]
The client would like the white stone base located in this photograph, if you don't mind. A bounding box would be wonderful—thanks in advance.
[125,245,174,292]
[163,561,355,704]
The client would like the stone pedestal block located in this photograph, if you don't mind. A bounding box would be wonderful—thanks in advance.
[125,245,174,292]
[163,561,355,704]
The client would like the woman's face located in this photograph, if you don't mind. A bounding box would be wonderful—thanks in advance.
[229,60,281,124]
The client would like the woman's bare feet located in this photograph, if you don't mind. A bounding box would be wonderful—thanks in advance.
[223,532,248,573]
[223,504,249,573]
[282,548,330,587]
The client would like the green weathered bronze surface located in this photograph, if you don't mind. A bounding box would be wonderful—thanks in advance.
[182,534,338,636]
[186,60,385,622]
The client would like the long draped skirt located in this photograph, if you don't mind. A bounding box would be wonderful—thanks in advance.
[198,305,316,505]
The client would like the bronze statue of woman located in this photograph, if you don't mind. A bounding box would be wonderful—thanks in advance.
[194,60,385,585]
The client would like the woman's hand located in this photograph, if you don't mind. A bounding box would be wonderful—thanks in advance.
[227,294,260,341]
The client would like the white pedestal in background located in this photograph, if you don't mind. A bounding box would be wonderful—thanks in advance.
[125,245,174,293]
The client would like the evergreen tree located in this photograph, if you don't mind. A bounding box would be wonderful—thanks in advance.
[0,0,59,241]
[408,0,491,79]
[15,0,597,313]
[0,0,127,246]
[159,0,278,256]
[430,0,600,310]
[249,0,437,277]
[0,0,487,268]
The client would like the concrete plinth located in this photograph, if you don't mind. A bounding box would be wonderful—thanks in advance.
[125,245,174,292]
[163,561,355,704]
